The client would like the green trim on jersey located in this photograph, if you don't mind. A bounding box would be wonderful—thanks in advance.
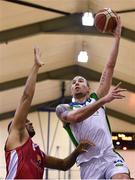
[90,92,99,100]
[63,123,79,147]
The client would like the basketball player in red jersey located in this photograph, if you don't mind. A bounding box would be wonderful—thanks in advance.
[5,47,92,179]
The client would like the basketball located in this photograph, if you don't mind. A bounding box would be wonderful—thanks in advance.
[94,8,117,33]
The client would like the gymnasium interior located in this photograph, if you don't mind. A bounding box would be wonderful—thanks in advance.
[0,0,135,179]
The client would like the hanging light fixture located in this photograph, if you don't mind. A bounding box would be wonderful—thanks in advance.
[78,51,88,63]
[82,12,94,26]
[77,41,88,63]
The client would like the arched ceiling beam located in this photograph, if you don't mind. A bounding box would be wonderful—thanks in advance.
[0,13,135,44]
[0,65,134,93]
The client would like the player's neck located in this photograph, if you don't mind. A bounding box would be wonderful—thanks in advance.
[74,95,89,103]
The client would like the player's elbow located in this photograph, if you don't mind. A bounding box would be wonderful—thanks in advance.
[61,161,73,171]
[22,90,32,101]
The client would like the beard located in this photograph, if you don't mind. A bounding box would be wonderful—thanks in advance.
[28,129,36,138]
[74,92,86,99]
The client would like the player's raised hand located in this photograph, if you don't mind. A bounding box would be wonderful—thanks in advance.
[113,16,122,37]
[104,82,127,103]
[34,47,44,67]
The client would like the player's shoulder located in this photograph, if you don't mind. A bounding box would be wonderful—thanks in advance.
[56,103,70,110]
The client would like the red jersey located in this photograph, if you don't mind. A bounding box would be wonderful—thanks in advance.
[5,138,46,179]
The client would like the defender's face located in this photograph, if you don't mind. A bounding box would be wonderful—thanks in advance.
[25,119,35,138]
[71,76,90,98]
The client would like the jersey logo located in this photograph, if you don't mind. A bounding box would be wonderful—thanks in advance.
[114,159,124,167]
[32,143,38,151]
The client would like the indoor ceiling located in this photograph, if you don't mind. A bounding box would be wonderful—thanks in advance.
[0,0,135,125]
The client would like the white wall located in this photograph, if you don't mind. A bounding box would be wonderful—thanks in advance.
[0,112,135,179]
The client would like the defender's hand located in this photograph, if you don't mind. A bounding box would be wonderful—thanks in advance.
[77,140,95,154]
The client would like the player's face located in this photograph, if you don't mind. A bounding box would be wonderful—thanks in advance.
[71,76,90,98]
[25,119,35,137]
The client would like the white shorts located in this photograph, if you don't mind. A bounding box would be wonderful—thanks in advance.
[80,150,129,179]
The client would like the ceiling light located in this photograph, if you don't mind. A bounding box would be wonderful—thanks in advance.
[77,50,88,63]
[82,12,94,26]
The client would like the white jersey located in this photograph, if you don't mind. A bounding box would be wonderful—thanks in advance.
[66,93,113,165]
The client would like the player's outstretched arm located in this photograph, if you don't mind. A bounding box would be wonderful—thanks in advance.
[96,17,122,98]
[10,47,44,132]
[45,140,94,171]
[56,83,126,123]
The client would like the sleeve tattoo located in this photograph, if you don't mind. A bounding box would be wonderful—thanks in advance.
[100,71,107,85]
[56,104,69,120]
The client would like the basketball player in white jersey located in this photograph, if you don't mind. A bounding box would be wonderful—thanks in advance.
[56,17,130,179]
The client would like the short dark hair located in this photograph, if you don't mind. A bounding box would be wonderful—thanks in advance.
[72,76,90,87]
[7,121,12,132]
